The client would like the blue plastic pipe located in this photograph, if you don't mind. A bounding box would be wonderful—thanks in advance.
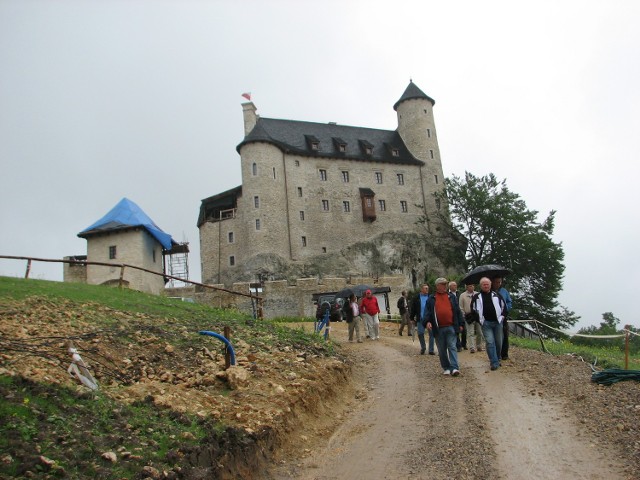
[198,330,237,366]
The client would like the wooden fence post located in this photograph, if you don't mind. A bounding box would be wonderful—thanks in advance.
[25,259,32,279]
[624,325,631,370]
[119,265,125,289]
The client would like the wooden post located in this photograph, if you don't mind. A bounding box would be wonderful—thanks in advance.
[25,259,32,279]
[119,265,125,289]
[533,320,548,353]
[624,325,631,370]
[224,326,231,369]
[257,297,264,320]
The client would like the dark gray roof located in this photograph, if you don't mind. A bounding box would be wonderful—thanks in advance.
[237,117,423,166]
[393,81,435,110]
[198,186,242,227]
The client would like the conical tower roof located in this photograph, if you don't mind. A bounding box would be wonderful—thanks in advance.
[393,80,435,110]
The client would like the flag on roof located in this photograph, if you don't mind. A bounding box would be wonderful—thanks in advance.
[241,92,251,100]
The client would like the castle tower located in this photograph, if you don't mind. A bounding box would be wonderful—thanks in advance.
[394,80,446,214]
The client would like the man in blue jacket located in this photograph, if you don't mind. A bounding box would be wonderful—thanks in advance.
[410,283,434,355]
[425,278,465,376]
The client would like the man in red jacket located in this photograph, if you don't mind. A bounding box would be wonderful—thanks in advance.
[360,289,381,340]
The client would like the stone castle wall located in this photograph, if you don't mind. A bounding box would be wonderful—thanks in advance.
[183,275,410,319]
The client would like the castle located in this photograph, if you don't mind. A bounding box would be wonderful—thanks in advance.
[198,81,458,290]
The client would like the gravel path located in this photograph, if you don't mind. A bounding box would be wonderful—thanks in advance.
[266,322,639,480]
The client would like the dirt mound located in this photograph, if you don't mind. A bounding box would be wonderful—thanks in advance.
[0,296,351,478]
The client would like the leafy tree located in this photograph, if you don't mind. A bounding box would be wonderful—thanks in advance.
[574,312,639,353]
[433,171,577,332]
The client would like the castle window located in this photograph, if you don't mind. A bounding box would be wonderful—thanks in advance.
[343,201,350,213]
[152,249,156,263]
[435,198,441,210]
[430,149,434,159]
[228,232,234,243]
[295,160,300,166]
[333,137,347,153]
[366,197,373,208]
[108,246,116,259]
[298,187,303,197]
[252,162,257,176]
[359,139,374,156]
[342,171,349,183]
[378,199,386,211]
[305,135,320,151]
[400,201,408,213]
[302,236,307,247]
[300,211,305,221]
[397,173,404,185]
[229,255,235,266]
[273,167,276,179]
[434,174,439,184]
[322,200,329,211]
[375,172,383,184]
[427,128,431,138]
[255,219,261,230]
[254,196,260,208]
[319,169,327,181]
[392,148,399,157]
[322,247,327,253]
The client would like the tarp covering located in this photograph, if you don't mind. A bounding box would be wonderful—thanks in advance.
[78,198,174,250]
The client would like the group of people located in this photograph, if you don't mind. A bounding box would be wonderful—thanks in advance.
[343,289,381,343]
[397,276,512,374]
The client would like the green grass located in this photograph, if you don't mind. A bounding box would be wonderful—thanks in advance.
[510,336,640,370]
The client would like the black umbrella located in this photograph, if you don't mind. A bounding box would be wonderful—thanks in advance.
[460,264,511,285]
[335,284,373,299]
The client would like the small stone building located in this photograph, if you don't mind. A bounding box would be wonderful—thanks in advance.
[66,198,179,295]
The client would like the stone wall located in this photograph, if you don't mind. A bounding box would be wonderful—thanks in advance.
[186,275,410,319]
[62,256,87,283]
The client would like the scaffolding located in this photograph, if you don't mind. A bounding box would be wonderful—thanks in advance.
[165,242,190,287]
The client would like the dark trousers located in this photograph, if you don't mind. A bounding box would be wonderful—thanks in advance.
[456,326,467,350]
[501,320,509,359]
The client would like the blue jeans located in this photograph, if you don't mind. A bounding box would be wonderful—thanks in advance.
[481,320,504,368]
[417,329,436,354]
[434,326,459,371]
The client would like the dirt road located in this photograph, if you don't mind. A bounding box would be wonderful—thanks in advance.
[267,322,629,480]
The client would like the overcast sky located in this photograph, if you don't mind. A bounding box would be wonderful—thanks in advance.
[1,0,639,330]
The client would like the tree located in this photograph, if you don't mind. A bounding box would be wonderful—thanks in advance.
[434,171,577,331]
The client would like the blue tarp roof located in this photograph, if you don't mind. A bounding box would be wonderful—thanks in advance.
[78,198,174,250]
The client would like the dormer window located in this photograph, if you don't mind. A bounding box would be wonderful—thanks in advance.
[392,148,399,157]
[333,137,347,153]
[359,140,374,156]
[305,135,320,151]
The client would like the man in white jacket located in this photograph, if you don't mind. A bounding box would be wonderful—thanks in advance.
[471,277,507,371]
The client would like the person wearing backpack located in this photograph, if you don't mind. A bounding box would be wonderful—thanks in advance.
[344,294,363,343]
[397,290,412,336]
[425,278,465,376]
[472,277,507,371]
